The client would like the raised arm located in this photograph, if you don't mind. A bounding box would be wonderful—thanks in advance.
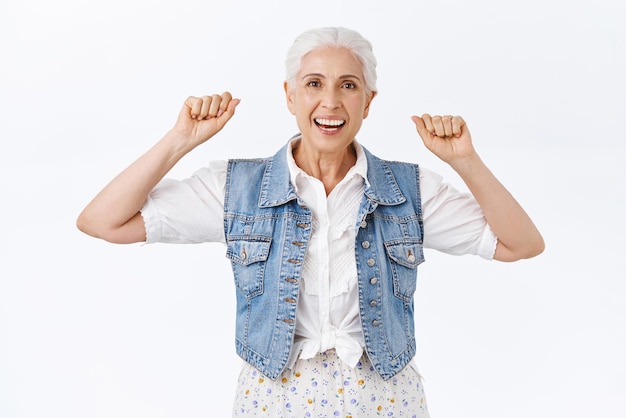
[411,114,544,262]
[76,92,240,244]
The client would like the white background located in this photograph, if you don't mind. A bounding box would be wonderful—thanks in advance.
[1,0,625,417]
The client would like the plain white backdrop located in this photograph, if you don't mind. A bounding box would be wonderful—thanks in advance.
[1,0,625,417]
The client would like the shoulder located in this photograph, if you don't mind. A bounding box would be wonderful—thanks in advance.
[362,146,420,174]
[226,157,271,177]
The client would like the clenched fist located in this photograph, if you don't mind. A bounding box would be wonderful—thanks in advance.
[411,114,476,166]
[171,92,241,151]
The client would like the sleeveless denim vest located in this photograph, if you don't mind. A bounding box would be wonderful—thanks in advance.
[224,142,424,381]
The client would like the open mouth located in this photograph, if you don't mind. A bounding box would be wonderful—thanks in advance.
[314,118,346,132]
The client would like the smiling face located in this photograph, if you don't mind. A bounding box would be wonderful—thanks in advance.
[284,46,376,156]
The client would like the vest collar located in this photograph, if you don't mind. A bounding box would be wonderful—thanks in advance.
[362,147,407,206]
[258,142,299,208]
[258,141,407,208]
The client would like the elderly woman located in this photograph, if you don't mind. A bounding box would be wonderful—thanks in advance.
[77,27,543,417]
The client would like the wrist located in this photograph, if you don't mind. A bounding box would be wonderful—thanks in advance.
[160,128,198,159]
[449,152,483,176]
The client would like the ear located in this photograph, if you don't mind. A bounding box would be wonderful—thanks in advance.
[284,81,296,115]
[362,90,377,119]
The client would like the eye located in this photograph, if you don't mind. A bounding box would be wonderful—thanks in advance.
[342,81,357,89]
[306,80,321,88]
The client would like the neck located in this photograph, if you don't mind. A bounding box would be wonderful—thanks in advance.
[292,140,357,195]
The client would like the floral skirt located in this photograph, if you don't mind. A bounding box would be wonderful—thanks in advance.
[232,349,429,417]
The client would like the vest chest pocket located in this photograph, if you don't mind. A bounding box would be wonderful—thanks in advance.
[384,238,424,301]
[226,235,272,298]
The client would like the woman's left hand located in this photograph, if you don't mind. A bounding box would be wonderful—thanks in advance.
[411,113,545,262]
[411,114,476,166]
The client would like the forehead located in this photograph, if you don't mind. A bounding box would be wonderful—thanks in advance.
[298,46,364,78]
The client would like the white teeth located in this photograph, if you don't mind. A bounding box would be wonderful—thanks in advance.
[315,118,345,127]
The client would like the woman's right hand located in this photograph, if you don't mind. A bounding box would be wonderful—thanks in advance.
[76,92,240,243]
[172,92,241,151]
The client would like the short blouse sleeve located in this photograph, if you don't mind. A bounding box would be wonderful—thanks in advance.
[140,160,228,244]
[419,167,497,260]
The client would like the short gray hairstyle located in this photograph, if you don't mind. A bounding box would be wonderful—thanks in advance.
[284,27,378,94]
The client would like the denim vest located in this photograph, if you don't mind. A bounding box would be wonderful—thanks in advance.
[224,142,424,381]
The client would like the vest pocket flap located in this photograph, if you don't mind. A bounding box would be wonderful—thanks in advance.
[384,239,424,268]
[226,235,272,266]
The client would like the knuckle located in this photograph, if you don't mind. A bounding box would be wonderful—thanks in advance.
[200,96,211,107]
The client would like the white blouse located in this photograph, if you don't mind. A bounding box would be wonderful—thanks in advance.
[140,139,497,370]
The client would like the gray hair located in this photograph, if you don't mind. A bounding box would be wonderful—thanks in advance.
[284,27,377,94]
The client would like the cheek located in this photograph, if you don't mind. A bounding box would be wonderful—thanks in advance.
[349,97,369,117]
[294,93,316,115]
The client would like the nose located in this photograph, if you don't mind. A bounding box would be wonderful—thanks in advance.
[321,87,341,109]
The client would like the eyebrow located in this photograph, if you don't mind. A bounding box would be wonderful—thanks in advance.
[301,73,363,82]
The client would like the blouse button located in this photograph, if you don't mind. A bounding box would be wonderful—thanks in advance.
[361,241,370,249]
[370,277,378,285]
[372,320,380,327]
[369,300,377,307]
[367,258,375,267]
[360,220,367,228]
